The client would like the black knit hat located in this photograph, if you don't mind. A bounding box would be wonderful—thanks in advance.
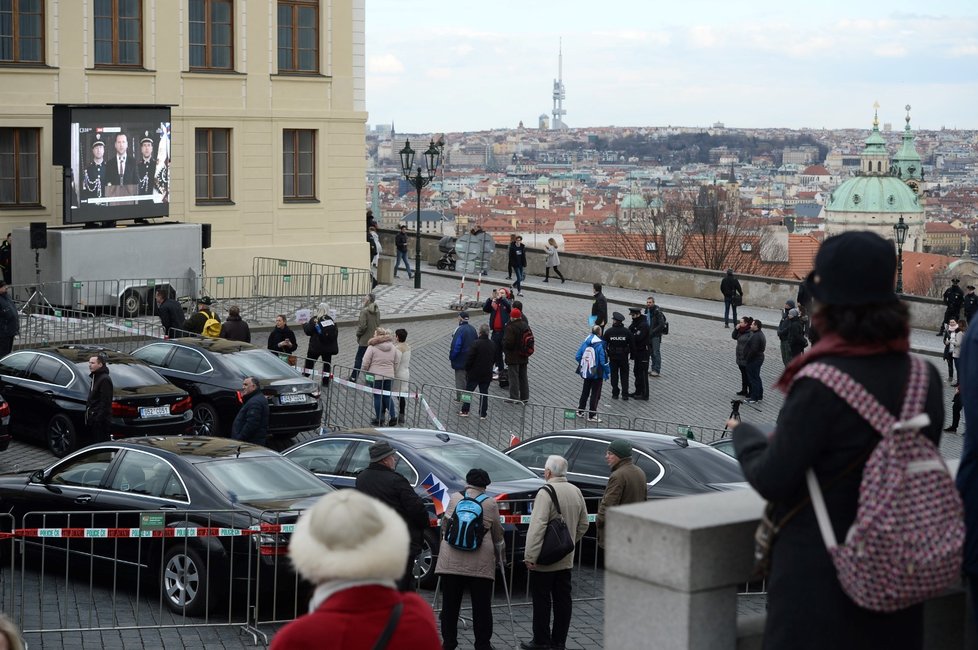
[466,468,491,488]
[803,232,897,305]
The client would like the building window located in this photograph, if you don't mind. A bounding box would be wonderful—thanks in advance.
[94,0,142,67]
[189,0,232,70]
[277,0,318,73]
[195,128,231,203]
[0,0,44,63]
[0,128,41,207]
[283,129,315,200]
[740,242,753,252]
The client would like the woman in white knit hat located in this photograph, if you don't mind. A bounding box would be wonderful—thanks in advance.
[271,490,439,649]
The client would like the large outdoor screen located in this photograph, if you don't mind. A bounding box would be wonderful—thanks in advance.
[56,106,171,224]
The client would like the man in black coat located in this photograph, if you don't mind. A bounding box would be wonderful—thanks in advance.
[591,283,608,332]
[603,312,633,400]
[355,440,430,591]
[627,307,650,400]
[155,288,185,339]
[0,281,19,356]
[183,297,221,335]
[231,376,269,445]
[941,278,965,335]
[87,353,113,442]
[720,269,743,328]
[964,285,978,325]
[460,324,496,418]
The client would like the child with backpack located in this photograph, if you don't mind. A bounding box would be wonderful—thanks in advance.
[729,232,958,650]
[436,468,505,650]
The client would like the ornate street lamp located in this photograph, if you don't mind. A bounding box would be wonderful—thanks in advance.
[893,215,909,294]
[784,215,796,234]
[399,138,442,289]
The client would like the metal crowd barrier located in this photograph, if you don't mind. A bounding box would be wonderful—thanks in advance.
[323,362,420,431]
[629,416,730,444]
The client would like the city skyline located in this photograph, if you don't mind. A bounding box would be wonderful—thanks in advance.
[366,0,978,133]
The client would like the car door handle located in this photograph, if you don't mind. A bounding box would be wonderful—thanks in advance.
[43,390,55,397]
[158,505,177,510]
[74,495,93,504]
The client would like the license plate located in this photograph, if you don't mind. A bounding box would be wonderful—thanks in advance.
[139,405,171,418]
[280,393,305,404]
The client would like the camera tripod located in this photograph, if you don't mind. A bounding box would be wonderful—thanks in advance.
[20,249,54,315]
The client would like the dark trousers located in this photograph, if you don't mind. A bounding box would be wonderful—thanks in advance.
[746,359,764,400]
[632,359,649,398]
[738,364,749,395]
[460,378,491,417]
[490,330,506,382]
[303,351,332,385]
[578,378,603,417]
[530,568,573,648]
[545,265,564,281]
[372,379,396,422]
[946,355,955,380]
[508,363,529,401]
[396,549,420,592]
[609,357,629,397]
[0,336,13,357]
[350,345,367,380]
[89,420,111,443]
[724,297,738,326]
[440,574,494,650]
[950,392,962,430]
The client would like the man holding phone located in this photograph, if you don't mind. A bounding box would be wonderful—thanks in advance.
[483,287,511,386]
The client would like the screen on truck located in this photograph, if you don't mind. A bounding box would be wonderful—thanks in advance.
[57,106,171,224]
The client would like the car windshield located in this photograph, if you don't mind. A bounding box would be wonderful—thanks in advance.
[196,456,331,503]
[420,441,538,483]
[221,349,294,380]
[659,447,745,484]
[73,362,171,389]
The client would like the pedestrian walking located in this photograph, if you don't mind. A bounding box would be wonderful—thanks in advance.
[732,316,754,397]
[506,234,517,280]
[511,236,527,296]
[449,311,477,398]
[0,234,11,285]
[603,312,633,400]
[964,285,978,324]
[502,308,531,402]
[743,319,766,403]
[0,281,19,356]
[271,490,440,650]
[777,299,796,366]
[590,283,608,331]
[646,296,666,377]
[302,303,339,385]
[368,225,382,289]
[355,440,429,591]
[393,328,411,423]
[154,288,185,339]
[786,308,807,361]
[955,318,978,637]
[231,376,269,445]
[945,386,962,433]
[627,307,650,400]
[267,314,297,364]
[483,288,511,387]
[436,468,505,650]
[543,238,565,283]
[86,352,113,443]
[361,327,402,427]
[946,319,967,386]
[351,293,381,381]
[732,230,947,650]
[940,278,964,336]
[459,324,495,419]
[182,296,221,336]
[394,224,414,279]
[596,440,647,549]
[721,268,743,328]
[219,305,251,343]
[575,325,610,421]
[521,455,589,650]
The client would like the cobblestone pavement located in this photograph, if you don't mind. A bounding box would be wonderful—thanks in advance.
[1,263,963,648]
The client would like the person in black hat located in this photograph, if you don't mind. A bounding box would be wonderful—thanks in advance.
[82,138,107,201]
[729,231,945,649]
[963,284,977,325]
[940,278,964,336]
[182,296,221,335]
[136,132,156,196]
[627,307,649,400]
[355,440,429,591]
[603,311,633,400]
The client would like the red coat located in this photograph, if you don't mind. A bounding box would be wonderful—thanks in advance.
[270,585,440,650]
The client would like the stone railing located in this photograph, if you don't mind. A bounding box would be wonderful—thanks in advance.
[603,462,972,650]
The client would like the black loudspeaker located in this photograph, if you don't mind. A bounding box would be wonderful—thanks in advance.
[201,223,212,249]
[29,222,47,250]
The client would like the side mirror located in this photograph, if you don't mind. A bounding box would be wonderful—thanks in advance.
[28,469,45,484]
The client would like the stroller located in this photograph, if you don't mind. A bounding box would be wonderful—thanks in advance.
[436,236,457,270]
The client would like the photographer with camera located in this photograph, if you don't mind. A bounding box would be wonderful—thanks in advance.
[732,316,754,397]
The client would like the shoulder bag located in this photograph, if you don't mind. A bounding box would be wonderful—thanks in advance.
[536,484,576,565]
[371,600,403,650]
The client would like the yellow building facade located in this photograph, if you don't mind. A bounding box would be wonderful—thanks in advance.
[1,0,367,276]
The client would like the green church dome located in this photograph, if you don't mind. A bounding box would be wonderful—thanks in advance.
[826,175,922,214]
[620,193,648,209]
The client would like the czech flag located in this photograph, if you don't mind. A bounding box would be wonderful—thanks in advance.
[421,472,450,516]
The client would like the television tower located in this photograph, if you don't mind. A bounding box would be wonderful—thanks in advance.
[552,39,567,130]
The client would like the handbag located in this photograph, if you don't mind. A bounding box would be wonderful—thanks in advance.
[731,294,743,307]
[536,484,576,565]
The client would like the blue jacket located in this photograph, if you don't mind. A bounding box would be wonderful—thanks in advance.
[575,334,610,380]
[449,321,477,370]
[956,324,978,575]
[231,389,269,446]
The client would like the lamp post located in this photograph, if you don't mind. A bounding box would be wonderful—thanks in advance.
[893,215,909,294]
[399,138,442,289]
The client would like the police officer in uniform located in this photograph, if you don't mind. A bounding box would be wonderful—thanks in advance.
[964,285,978,324]
[81,138,107,202]
[603,312,633,400]
[136,132,156,197]
[628,307,650,400]
[941,278,965,335]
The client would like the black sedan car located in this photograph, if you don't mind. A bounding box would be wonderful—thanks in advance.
[131,338,323,442]
[504,429,747,503]
[0,346,194,457]
[0,436,333,616]
[0,396,10,453]
[283,428,545,586]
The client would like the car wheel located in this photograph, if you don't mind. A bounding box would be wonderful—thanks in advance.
[192,403,220,437]
[161,544,209,616]
[415,528,440,589]
[46,414,77,458]
[120,289,143,317]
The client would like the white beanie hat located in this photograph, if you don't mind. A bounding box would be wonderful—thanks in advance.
[289,490,410,584]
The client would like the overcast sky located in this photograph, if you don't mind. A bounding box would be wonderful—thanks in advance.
[365,0,978,133]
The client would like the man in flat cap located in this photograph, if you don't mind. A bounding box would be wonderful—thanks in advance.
[603,312,633,400]
[596,440,647,549]
[355,440,429,591]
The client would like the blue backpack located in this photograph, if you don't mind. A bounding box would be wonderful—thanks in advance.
[444,492,489,551]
